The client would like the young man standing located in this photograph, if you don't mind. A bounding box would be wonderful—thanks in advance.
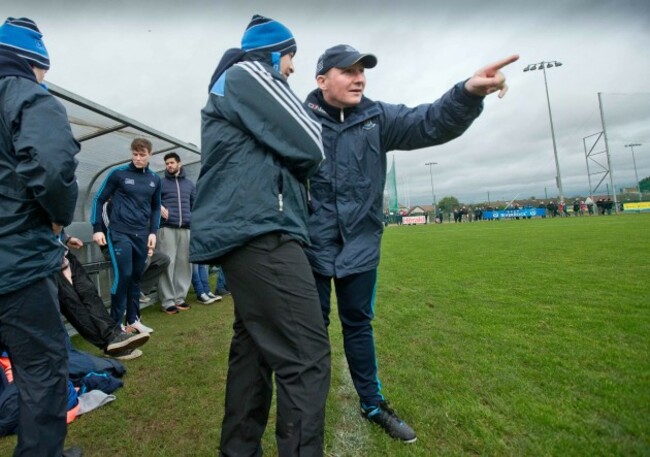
[157,152,196,313]
[305,44,518,443]
[0,17,80,456]
[91,138,161,336]
[190,15,330,456]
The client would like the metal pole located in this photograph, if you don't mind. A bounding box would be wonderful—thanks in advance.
[583,135,594,199]
[598,92,618,213]
[425,162,438,209]
[625,144,642,202]
[541,65,564,203]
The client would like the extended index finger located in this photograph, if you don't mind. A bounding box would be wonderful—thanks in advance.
[485,54,520,73]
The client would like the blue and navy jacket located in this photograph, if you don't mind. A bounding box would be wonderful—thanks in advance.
[304,82,484,278]
[0,50,79,295]
[189,52,324,263]
[90,162,161,236]
[160,167,195,229]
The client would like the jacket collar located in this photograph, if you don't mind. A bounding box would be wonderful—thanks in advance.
[128,161,150,173]
[164,167,185,179]
[305,88,378,124]
[0,49,38,83]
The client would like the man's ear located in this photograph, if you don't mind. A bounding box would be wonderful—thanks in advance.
[316,74,328,91]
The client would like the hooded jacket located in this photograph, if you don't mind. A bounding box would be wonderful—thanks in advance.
[304,81,483,278]
[160,167,195,229]
[0,49,79,294]
[189,52,324,263]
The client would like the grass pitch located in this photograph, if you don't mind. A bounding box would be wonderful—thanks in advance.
[1,214,648,456]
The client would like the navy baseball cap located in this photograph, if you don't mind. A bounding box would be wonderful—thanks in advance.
[315,44,377,77]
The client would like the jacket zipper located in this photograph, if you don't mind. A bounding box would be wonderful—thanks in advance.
[175,177,182,227]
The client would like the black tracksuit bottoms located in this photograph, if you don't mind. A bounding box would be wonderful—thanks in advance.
[219,233,331,457]
[0,274,68,457]
[57,253,120,350]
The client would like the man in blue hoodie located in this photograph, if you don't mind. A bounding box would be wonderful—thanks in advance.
[0,17,80,457]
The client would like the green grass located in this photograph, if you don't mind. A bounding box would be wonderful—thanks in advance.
[1,215,649,456]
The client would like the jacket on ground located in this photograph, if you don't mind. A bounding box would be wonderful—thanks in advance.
[0,49,79,295]
[304,82,483,277]
[189,54,324,263]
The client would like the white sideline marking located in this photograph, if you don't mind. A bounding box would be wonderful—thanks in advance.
[327,354,370,456]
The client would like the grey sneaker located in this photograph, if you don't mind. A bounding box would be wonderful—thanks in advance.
[105,331,149,355]
[206,292,223,302]
[107,348,143,360]
[362,401,417,443]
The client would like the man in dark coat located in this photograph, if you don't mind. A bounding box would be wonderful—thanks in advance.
[190,15,330,456]
[0,17,79,456]
[305,44,518,443]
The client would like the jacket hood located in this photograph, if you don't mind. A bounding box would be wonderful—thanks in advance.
[208,48,247,92]
[208,47,282,93]
[0,48,38,83]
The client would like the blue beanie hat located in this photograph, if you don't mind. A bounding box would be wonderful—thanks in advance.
[0,17,50,70]
[241,15,297,56]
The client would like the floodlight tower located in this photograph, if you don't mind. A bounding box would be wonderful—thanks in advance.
[524,60,565,203]
[425,161,438,210]
[625,143,643,201]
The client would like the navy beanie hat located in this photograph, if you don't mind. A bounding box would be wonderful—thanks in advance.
[241,15,297,56]
[0,17,50,70]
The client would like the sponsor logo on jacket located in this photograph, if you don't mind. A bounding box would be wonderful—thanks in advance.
[307,102,327,115]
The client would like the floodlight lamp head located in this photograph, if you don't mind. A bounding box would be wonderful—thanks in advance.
[555,61,563,66]
[547,63,553,68]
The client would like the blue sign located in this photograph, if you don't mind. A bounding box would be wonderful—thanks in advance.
[483,208,546,220]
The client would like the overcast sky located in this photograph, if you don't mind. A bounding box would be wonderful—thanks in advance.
[15,0,650,204]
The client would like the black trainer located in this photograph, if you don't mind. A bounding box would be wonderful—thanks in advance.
[105,331,149,355]
[362,401,417,443]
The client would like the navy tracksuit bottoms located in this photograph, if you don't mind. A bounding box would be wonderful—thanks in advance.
[313,269,385,408]
[107,229,148,326]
